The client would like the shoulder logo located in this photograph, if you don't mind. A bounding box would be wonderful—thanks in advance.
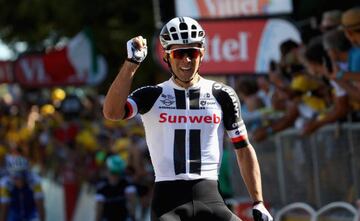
[160,94,175,106]
[205,93,211,98]
[213,83,222,90]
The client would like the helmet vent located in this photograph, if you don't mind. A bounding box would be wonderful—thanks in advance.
[159,17,206,49]
[172,33,179,40]
[162,34,171,41]
[179,23,188,30]
[181,32,188,39]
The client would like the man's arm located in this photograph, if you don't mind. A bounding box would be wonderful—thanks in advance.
[214,83,272,220]
[235,145,263,203]
[103,36,147,120]
[340,71,360,81]
[103,61,139,120]
[336,81,360,102]
[236,145,273,221]
[252,101,299,142]
[302,95,349,135]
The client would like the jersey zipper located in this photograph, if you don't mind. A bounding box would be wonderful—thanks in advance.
[185,88,190,174]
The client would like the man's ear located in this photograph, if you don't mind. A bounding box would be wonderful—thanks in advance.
[163,53,169,63]
[200,48,205,61]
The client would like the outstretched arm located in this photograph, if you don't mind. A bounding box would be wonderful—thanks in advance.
[236,145,273,221]
[103,36,147,120]
[302,95,349,135]
[103,61,139,120]
[235,145,263,203]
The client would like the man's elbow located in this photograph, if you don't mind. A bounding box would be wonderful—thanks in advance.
[102,107,124,121]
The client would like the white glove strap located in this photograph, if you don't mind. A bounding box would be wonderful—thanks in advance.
[253,203,273,221]
[127,39,147,64]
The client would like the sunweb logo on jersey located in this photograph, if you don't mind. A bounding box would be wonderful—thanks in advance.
[159,113,221,124]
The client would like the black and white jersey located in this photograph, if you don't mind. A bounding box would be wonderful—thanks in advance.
[95,178,136,221]
[124,77,250,182]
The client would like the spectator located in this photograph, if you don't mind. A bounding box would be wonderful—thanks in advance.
[251,89,299,142]
[323,29,352,70]
[323,30,360,120]
[323,29,360,106]
[278,40,303,84]
[256,75,275,109]
[251,72,326,141]
[271,39,306,100]
[329,7,360,81]
[301,39,349,135]
[320,10,342,33]
[95,155,137,221]
[0,155,45,221]
[342,7,360,47]
[237,77,265,132]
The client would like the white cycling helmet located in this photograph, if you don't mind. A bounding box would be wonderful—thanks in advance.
[6,155,29,174]
[160,17,206,49]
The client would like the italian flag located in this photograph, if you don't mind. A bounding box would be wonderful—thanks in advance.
[43,28,107,85]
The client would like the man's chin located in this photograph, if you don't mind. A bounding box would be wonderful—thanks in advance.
[178,75,195,82]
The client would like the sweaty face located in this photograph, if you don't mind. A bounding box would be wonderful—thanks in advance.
[166,43,204,83]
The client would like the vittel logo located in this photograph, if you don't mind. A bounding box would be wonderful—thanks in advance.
[159,113,221,124]
[203,32,249,62]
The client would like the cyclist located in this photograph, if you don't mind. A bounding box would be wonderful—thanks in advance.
[103,16,273,221]
[0,155,45,221]
[95,155,137,221]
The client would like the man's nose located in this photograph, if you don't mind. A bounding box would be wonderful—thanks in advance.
[183,54,192,62]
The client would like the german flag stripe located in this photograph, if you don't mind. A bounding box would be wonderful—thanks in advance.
[124,100,134,119]
[231,135,246,143]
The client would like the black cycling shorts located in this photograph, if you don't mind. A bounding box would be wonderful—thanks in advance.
[151,179,242,221]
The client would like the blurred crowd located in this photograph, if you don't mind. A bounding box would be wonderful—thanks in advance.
[239,7,360,142]
[0,85,154,219]
[0,6,359,220]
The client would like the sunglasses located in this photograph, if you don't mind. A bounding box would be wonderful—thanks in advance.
[165,47,202,60]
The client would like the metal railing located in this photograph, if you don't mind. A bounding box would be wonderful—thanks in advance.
[229,123,360,210]
[275,201,359,221]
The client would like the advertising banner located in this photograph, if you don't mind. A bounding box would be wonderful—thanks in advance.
[0,61,13,83]
[175,0,293,19]
[13,31,107,87]
[154,19,301,75]
[14,52,85,87]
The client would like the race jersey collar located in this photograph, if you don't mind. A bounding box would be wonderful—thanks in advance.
[169,76,204,90]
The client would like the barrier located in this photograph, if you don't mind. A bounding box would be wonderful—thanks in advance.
[275,201,358,221]
[312,201,359,221]
[275,202,316,221]
[228,123,360,209]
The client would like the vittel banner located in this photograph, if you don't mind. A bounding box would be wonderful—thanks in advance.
[0,61,13,83]
[155,19,301,75]
[175,0,293,19]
